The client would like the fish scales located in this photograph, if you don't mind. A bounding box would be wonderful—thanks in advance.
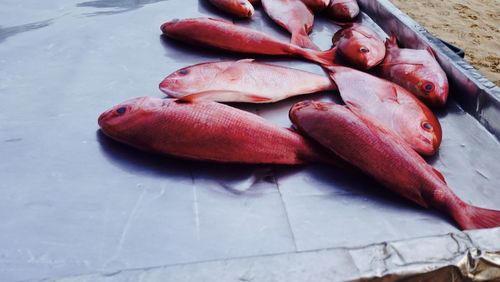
[98,97,339,165]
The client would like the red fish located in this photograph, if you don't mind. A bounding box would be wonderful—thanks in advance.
[161,18,336,66]
[207,0,255,18]
[262,0,319,50]
[332,24,385,70]
[326,65,442,156]
[298,0,330,12]
[289,100,500,230]
[98,97,342,165]
[159,59,336,103]
[327,0,360,22]
[380,36,449,107]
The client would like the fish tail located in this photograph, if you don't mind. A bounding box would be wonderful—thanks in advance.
[452,202,500,230]
[299,47,337,67]
[291,32,320,51]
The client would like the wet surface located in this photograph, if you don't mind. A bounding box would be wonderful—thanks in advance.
[77,0,169,16]
[0,0,499,281]
[0,20,53,43]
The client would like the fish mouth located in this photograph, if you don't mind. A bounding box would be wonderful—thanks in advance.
[97,97,154,128]
[416,135,440,156]
[289,100,335,123]
[158,80,179,97]
[160,19,179,33]
[366,58,382,70]
[97,110,111,128]
[291,100,316,112]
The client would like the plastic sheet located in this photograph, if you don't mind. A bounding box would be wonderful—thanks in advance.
[0,0,499,281]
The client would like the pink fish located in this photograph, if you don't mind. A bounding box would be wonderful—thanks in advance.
[289,100,500,230]
[161,18,336,66]
[159,59,336,103]
[98,97,344,165]
[380,36,449,107]
[326,65,442,156]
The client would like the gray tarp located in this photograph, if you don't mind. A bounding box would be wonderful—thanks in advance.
[0,0,498,281]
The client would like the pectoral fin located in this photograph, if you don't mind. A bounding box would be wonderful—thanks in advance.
[218,59,254,81]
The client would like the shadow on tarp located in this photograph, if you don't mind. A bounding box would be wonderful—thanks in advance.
[97,129,280,195]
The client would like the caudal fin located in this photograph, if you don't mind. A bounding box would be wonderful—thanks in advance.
[299,47,337,67]
[452,203,500,230]
[291,32,321,51]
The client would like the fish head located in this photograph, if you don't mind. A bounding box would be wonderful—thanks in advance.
[335,26,385,70]
[328,0,360,21]
[160,18,181,34]
[412,66,449,107]
[237,1,255,17]
[397,102,442,156]
[159,63,219,97]
[289,100,335,125]
[159,66,198,97]
[98,97,166,146]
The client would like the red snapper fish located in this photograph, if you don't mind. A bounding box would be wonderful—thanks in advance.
[98,97,341,165]
[299,0,329,11]
[161,18,336,66]
[289,100,500,230]
[380,36,449,107]
[332,24,385,70]
[159,59,336,103]
[262,0,320,50]
[327,0,360,22]
[208,0,255,18]
[326,65,442,156]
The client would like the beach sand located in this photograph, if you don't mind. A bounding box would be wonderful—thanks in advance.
[390,0,500,85]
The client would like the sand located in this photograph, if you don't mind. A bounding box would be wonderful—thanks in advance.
[390,0,500,86]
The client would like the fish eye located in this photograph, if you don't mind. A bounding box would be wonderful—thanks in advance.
[359,46,370,53]
[116,107,127,115]
[178,69,189,75]
[421,121,433,131]
[423,82,434,93]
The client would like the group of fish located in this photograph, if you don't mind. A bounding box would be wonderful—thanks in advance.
[98,0,500,230]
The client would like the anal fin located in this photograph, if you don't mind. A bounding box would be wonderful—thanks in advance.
[177,90,272,103]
